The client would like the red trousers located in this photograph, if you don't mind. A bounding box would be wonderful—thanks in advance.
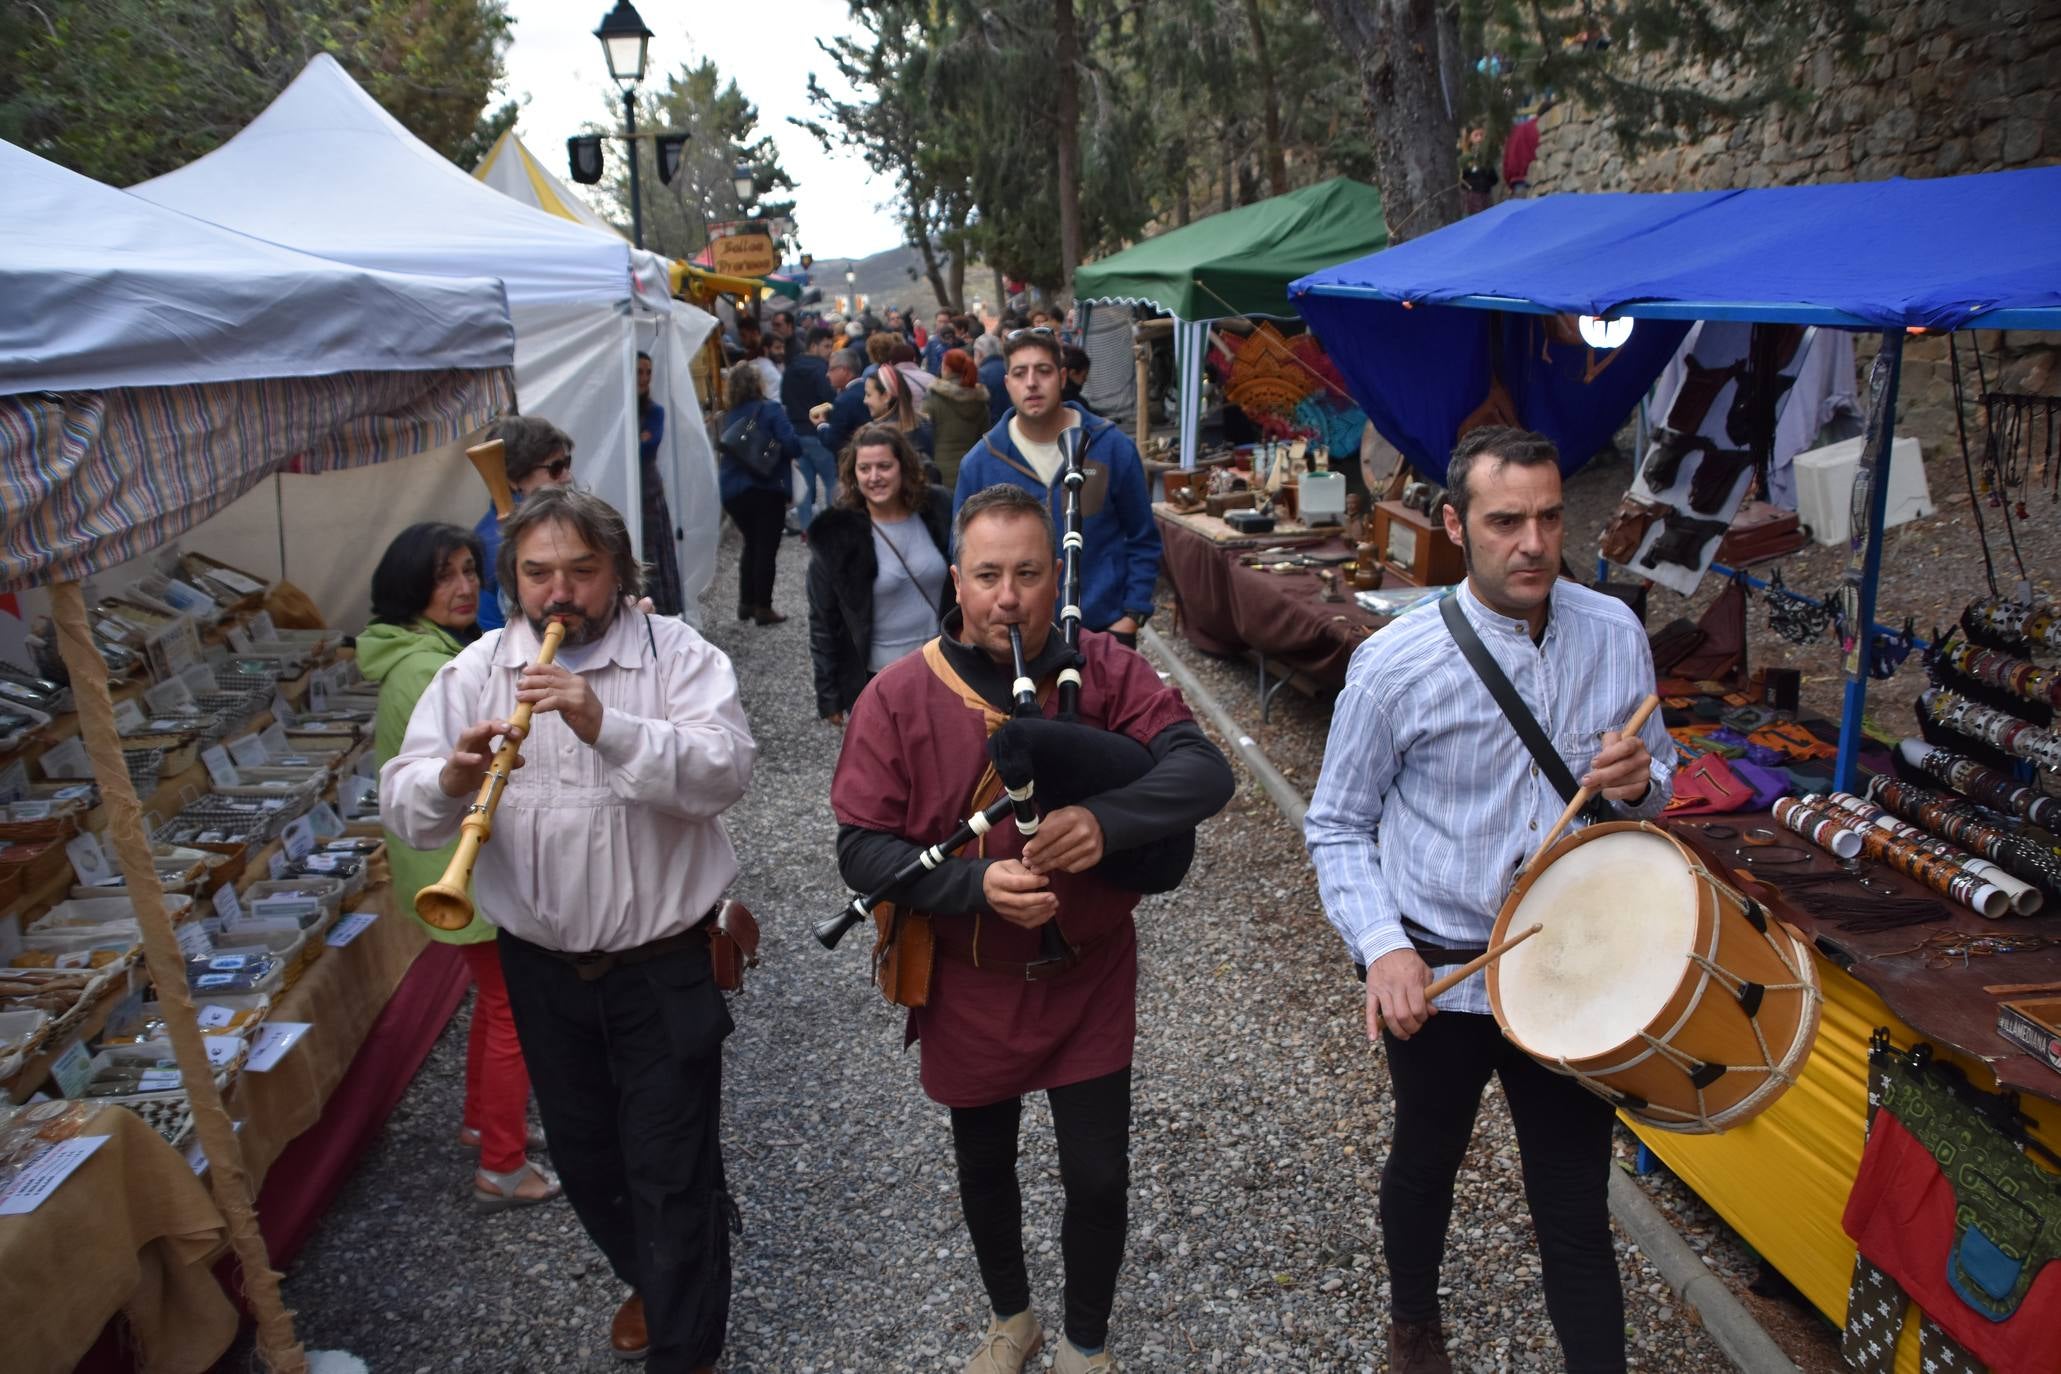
[460,939,534,1173]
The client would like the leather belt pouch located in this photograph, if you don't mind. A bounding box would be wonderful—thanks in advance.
[871,902,934,1008]
[709,898,760,993]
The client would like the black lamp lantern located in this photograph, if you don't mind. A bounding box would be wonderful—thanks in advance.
[594,0,653,85]
[731,163,756,206]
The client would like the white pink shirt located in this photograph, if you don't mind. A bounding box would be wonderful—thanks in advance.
[380,604,756,953]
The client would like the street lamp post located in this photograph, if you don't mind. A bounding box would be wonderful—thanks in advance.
[595,0,655,249]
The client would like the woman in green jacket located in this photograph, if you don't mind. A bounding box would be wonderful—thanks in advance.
[360,523,558,1208]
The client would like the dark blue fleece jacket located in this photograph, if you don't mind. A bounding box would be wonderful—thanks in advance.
[950,402,1162,632]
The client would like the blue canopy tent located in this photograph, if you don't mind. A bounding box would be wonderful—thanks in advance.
[1289,166,2061,791]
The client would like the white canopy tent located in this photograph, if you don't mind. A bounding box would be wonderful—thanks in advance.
[130,55,721,624]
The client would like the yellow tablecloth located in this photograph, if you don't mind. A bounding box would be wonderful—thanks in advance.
[1631,948,2061,1372]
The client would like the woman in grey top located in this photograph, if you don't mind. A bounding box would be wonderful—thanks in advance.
[805,423,955,723]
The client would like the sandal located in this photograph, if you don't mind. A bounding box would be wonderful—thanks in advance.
[472,1162,562,1210]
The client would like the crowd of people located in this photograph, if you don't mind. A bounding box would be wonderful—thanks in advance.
[357,271,1670,1374]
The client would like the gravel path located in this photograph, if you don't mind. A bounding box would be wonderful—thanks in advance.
[259,522,1737,1373]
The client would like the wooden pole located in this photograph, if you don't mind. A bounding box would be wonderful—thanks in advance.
[1134,334,1151,447]
[49,581,306,1374]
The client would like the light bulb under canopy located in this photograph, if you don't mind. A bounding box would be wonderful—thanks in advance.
[1577,314,1635,349]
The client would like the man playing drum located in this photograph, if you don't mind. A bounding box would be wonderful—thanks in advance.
[1305,427,1674,1373]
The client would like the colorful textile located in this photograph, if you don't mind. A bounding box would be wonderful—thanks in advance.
[1841,1257,1980,1374]
[0,367,514,593]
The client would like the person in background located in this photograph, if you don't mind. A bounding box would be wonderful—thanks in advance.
[865,362,934,467]
[815,346,871,467]
[975,333,1010,426]
[636,352,684,616]
[784,326,841,533]
[864,330,897,379]
[923,347,990,493]
[361,522,559,1209]
[951,329,1161,649]
[768,311,796,349]
[924,309,958,374]
[1061,345,1094,412]
[475,415,576,632]
[719,361,802,625]
[805,423,954,724]
[749,331,782,402]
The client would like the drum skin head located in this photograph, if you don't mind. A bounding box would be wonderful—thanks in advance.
[1496,829,1700,1060]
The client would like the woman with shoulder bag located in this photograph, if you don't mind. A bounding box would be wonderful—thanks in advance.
[806,423,955,724]
[719,360,803,625]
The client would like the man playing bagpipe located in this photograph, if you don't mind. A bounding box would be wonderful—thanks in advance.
[830,483,1234,1373]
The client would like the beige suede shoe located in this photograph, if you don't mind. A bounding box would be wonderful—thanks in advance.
[1053,1340,1117,1372]
[961,1309,1043,1374]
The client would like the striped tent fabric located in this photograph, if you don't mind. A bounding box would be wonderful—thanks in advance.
[0,365,514,593]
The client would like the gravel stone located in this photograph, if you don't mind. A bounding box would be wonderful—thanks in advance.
[251,521,1749,1371]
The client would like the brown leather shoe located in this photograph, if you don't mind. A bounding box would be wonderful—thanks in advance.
[751,605,788,625]
[1386,1316,1452,1374]
[611,1293,648,1362]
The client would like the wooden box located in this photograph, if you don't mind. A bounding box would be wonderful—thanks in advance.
[1371,501,1467,588]
[1998,998,2061,1077]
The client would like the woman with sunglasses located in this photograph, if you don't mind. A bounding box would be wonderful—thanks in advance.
[473,415,576,632]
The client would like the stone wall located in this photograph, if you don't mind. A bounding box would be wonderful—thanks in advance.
[1522,0,2059,461]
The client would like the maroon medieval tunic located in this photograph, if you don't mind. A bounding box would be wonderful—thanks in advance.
[830,628,1194,1107]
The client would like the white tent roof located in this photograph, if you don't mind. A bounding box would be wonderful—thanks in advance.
[1,138,514,396]
[131,55,659,310]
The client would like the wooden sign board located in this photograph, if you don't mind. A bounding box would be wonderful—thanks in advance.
[711,232,776,279]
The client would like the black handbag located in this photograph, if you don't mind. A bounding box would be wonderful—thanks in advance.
[719,407,784,481]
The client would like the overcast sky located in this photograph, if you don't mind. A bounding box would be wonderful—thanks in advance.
[500,0,904,260]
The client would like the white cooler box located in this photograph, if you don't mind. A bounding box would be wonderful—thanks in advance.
[1793,435,1933,545]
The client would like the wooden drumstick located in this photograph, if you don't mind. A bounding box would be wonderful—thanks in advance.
[1983,980,2061,998]
[1519,694,1661,875]
[1375,924,1544,1033]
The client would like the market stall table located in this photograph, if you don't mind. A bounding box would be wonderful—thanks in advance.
[1630,817,2061,1373]
[1154,504,1385,716]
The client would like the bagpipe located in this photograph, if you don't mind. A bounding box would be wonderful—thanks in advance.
[814,426,1196,955]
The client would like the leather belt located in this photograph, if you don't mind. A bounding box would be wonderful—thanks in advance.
[539,905,720,982]
[943,926,1110,981]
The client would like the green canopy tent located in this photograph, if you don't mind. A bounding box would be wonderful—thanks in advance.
[1074,178,1386,467]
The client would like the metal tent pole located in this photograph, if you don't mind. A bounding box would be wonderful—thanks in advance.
[1833,330,1905,793]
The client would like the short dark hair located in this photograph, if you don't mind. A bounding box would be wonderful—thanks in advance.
[496,486,646,607]
[1445,426,1560,524]
[1063,345,1090,375]
[1002,329,1063,370]
[954,483,1057,565]
[487,416,575,484]
[806,326,834,347]
[369,523,483,626]
[836,424,930,514]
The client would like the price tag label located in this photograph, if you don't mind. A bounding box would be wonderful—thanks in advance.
[50,1041,94,1098]
[200,745,241,790]
[203,1035,241,1068]
[0,1136,108,1213]
[259,722,290,757]
[0,758,26,804]
[65,831,116,888]
[326,911,378,947]
[250,611,279,642]
[267,850,288,880]
[281,815,315,861]
[228,735,270,768]
[196,1004,236,1030]
[136,1069,183,1093]
[176,921,213,959]
[244,1022,310,1072]
[112,698,147,732]
[143,677,195,714]
[307,802,344,838]
[149,620,202,676]
[211,883,243,924]
[270,692,296,727]
[37,738,91,780]
[227,626,253,653]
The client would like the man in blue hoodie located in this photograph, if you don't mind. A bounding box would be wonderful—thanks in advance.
[951,328,1161,647]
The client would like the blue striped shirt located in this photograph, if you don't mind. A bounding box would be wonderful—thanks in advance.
[1304,579,1674,1015]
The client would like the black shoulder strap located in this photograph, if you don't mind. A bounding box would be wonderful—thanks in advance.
[1439,593,1608,823]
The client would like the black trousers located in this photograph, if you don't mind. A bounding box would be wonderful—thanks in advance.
[498,930,735,1373]
[1381,1012,1625,1373]
[950,1066,1132,1351]
[725,489,785,611]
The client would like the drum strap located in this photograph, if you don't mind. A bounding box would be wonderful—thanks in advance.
[1440,596,1614,825]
